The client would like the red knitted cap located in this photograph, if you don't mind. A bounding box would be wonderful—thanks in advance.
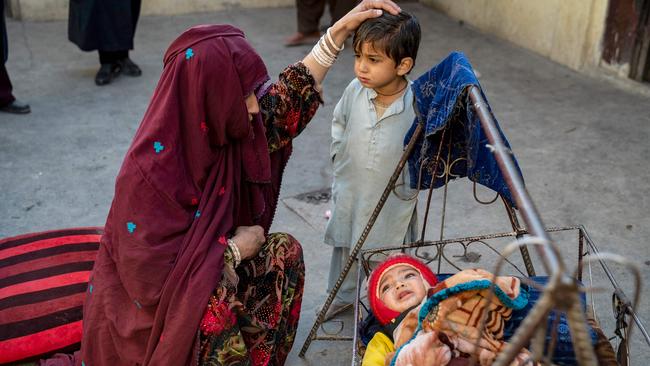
[367,254,438,325]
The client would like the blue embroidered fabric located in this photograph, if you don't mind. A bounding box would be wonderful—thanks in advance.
[405,51,522,207]
[504,276,598,365]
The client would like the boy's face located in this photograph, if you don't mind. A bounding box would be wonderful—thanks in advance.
[378,264,427,313]
[354,42,401,90]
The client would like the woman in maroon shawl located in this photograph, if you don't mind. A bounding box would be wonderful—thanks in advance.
[39,1,401,366]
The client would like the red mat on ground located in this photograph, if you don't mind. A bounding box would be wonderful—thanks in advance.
[0,228,102,365]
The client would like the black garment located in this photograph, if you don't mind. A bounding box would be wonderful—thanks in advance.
[0,0,15,106]
[68,0,141,52]
[296,0,356,34]
[0,64,14,107]
[1,0,7,63]
[99,50,128,65]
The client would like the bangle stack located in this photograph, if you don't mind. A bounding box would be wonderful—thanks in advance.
[227,238,241,267]
[310,28,345,68]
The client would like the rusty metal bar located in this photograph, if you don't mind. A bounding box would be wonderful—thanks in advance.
[468,86,563,276]
[578,228,585,282]
[502,197,536,276]
[351,257,364,366]
[468,86,581,365]
[580,226,650,346]
[309,336,353,341]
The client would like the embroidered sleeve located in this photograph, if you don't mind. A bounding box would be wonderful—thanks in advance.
[223,246,236,268]
[260,62,323,153]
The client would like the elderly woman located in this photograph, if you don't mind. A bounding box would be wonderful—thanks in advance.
[39,1,402,366]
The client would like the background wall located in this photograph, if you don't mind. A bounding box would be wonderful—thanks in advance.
[8,0,643,82]
[420,0,610,71]
[7,0,294,21]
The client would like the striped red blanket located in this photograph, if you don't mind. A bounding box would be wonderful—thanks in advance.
[0,228,101,364]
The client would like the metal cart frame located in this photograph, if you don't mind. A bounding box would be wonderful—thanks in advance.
[299,86,648,365]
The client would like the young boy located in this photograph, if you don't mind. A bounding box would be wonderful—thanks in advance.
[362,254,531,366]
[323,11,421,317]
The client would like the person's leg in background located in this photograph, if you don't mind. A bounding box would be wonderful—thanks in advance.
[94,0,142,86]
[95,50,124,86]
[285,0,326,47]
[118,0,142,77]
[0,1,30,114]
[329,0,357,26]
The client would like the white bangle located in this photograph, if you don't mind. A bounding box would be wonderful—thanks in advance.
[326,28,344,52]
[310,44,332,68]
[311,44,329,66]
[316,38,335,63]
[227,238,241,267]
[318,38,338,58]
[310,35,338,68]
[320,37,337,59]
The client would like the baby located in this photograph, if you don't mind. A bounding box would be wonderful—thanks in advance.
[363,254,534,366]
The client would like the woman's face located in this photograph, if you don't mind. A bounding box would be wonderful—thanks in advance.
[245,93,260,121]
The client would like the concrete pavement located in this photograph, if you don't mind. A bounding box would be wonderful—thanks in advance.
[1,3,649,364]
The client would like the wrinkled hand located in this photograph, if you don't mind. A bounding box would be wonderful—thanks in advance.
[334,0,401,36]
[231,225,265,260]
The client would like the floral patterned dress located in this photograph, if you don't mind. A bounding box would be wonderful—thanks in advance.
[198,62,321,366]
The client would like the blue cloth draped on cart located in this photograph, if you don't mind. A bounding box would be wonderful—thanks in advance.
[405,51,522,207]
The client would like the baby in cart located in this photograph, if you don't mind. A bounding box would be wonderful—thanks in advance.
[362,254,535,366]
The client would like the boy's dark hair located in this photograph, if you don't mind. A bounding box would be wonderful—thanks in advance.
[353,11,421,67]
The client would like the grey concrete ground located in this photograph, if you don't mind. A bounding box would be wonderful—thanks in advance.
[1,3,650,364]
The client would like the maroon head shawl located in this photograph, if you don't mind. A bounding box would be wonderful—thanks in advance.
[65,25,281,366]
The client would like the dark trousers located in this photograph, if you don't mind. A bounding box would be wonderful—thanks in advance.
[296,0,357,34]
[0,0,14,107]
[99,50,129,65]
[0,63,15,107]
[97,0,140,65]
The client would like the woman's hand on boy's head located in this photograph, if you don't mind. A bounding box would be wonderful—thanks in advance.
[334,0,401,35]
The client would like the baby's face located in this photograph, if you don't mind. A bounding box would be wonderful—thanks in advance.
[378,265,427,313]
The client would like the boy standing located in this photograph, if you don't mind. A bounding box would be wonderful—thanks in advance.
[324,12,421,316]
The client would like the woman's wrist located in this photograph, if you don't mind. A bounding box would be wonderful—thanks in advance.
[328,23,349,49]
[308,28,344,69]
